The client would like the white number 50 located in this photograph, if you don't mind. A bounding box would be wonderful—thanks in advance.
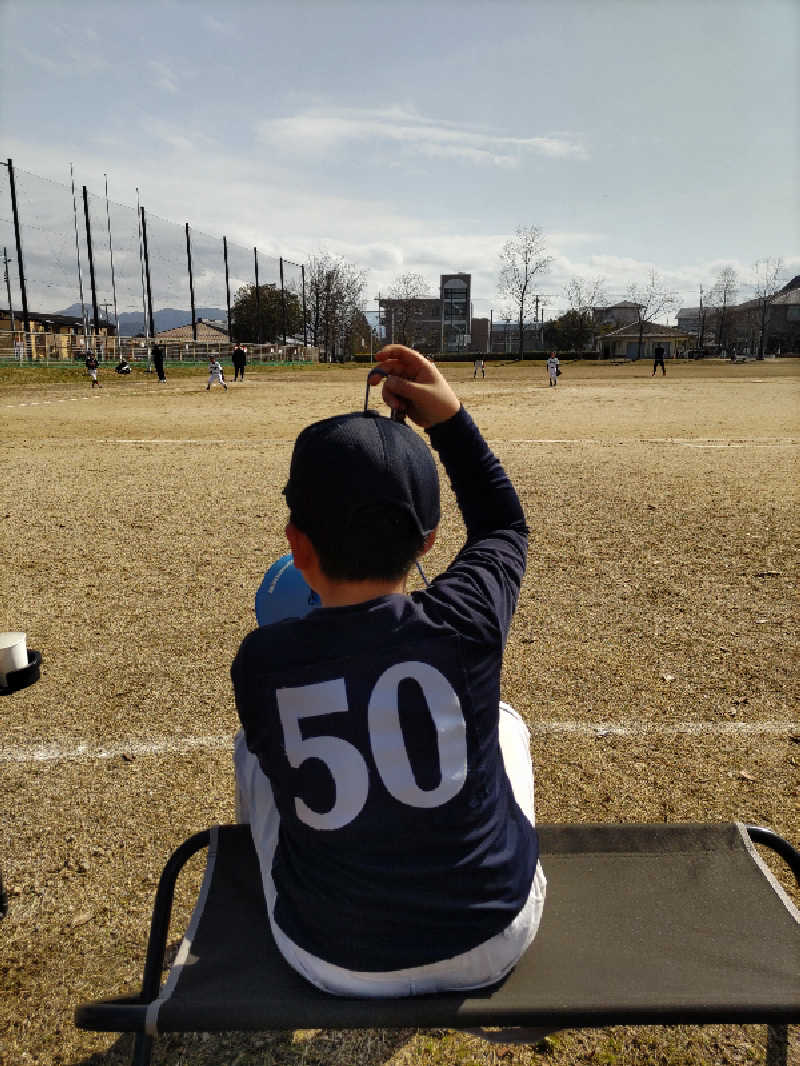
[277,662,468,831]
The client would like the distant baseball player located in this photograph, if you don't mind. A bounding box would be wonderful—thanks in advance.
[232,344,545,997]
[546,351,560,387]
[85,353,102,388]
[206,354,227,391]
[473,356,485,379]
[652,344,666,376]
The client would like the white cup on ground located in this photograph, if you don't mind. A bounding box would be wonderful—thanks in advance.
[0,632,28,686]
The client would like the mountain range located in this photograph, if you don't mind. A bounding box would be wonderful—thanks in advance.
[57,304,228,336]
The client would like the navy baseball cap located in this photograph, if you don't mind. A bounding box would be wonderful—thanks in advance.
[284,411,440,539]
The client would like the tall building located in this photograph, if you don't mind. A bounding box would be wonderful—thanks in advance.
[379,273,474,354]
[440,273,472,352]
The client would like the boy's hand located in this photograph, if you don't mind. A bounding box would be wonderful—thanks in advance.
[368,346,461,429]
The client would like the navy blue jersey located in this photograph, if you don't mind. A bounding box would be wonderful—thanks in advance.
[231,406,537,971]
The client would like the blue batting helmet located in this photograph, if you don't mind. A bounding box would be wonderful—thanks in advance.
[254,553,321,626]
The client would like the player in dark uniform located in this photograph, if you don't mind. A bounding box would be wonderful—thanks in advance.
[652,344,666,376]
[232,345,545,996]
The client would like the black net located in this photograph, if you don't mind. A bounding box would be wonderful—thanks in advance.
[1,165,19,311]
[84,189,148,335]
[10,167,87,315]
[224,238,255,309]
[190,228,227,316]
[140,208,191,317]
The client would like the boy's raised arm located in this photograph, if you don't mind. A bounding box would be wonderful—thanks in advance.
[369,345,460,429]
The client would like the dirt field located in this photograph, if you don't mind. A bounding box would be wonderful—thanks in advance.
[2,357,798,1066]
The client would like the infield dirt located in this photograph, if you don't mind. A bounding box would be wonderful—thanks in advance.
[2,357,798,1065]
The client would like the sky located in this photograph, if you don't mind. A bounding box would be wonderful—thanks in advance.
[1,0,799,323]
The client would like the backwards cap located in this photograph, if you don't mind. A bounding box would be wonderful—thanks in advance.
[284,410,439,538]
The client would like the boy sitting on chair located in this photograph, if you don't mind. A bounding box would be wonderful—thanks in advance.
[231,344,545,997]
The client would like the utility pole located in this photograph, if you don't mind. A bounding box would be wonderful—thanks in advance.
[301,264,308,348]
[698,284,704,351]
[3,247,16,342]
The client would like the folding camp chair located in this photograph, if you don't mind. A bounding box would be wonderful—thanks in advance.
[1,648,42,919]
[75,822,800,1066]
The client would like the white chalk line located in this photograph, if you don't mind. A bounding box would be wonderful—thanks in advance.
[1,735,233,764]
[501,438,798,447]
[3,719,797,764]
[2,381,244,410]
[6,436,792,448]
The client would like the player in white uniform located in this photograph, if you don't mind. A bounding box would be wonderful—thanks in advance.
[206,355,227,391]
[546,352,560,387]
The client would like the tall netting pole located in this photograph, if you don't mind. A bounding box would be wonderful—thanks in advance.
[103,175,119,342]
[279,256,287,344]
[82,186,100,341]
[254,247,261,344]
[70,164,89,358]
[223,236,232,342]
[136,188,149,348]
[185,222,197,341]
[301,264,308,347]
[140,207,155,340]
[7,159,31,350]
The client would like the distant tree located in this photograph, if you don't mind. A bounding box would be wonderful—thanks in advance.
[497,226,552,359]
[708,265,739,349]
[230,283,302,344]
[752,257,784,358]
[561,276,607,351]
[305,253,368,360]
[385,272,432,347]
[625,269,678,359]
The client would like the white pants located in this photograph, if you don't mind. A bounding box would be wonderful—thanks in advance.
[234,701,546,996]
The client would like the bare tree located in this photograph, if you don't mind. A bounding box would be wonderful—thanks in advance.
[384,272,431,347]
[561,276,607,351]
[305,252,367,361]
[625,269,678,360]
[752,257,784,358]
[708,265,738,350]
[497,226,552,359]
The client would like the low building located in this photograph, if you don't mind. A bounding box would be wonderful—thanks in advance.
[0,309,115,360]
[490,320,543,354]
[679,276,800,355]
[594,321,690,359]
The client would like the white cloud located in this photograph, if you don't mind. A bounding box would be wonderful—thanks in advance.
[256,106,587,167]
[148,60,179,94]
[201,13,236,35]
[144,118,194,154]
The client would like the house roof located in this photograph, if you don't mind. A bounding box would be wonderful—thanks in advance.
[599,300,642,309]
[155,320,230,340]
[600,321,690,338]
[770,287,800,306]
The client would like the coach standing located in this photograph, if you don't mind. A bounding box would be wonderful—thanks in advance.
[232,344,247,382]
[151,343,167,383]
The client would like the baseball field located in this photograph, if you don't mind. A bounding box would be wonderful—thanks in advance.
[2,356,798,1065]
